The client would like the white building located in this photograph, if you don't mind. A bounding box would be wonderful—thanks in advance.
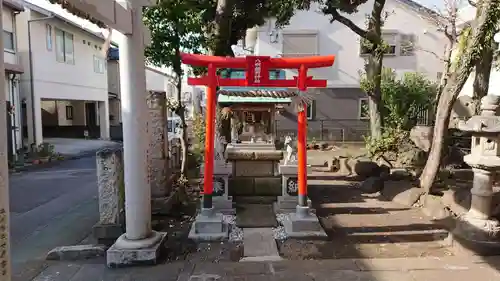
[3,0,24,162]
[251,0,447,139]
[17,0,110,146]
[107,46,177,126]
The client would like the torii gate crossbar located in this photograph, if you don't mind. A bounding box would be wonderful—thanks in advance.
[181,53,335,210]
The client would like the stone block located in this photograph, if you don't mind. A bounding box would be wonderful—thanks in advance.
[106,232,167,268]
[283,208,327,239]
[229,178,255,196]
[213,196,235,214]
[254,177,282,196]
[46,244,106,261]
[92,223,123,242]
[96,147,124,226]
[188,210,229,241]
[235,161,274,177]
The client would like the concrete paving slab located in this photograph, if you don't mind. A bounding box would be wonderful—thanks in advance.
[243,228,280,258]
[32,262,82,281]
[409,267,500,281]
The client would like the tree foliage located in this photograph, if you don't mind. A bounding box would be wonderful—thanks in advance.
[361,68,437,131]
[362,69,436,158]
[144,0,208,74]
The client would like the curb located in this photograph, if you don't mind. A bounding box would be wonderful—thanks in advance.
[11,143,123,173]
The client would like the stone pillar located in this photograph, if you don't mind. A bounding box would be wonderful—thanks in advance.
[0,2,12,279]
[98,100,110,140]
[276,164,312,213]
[147,91,171,214]
[93,148,124,245]
[106,1,165,267]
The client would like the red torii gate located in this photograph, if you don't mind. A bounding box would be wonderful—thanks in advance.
[181,53,335,210]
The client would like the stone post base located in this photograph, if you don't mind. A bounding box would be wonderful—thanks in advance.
[282,206,327,239]
[275,196,312,213]
[447,214,500,256]
[188,208,229,241]
[106,231,166,268]
[213,196,235,214]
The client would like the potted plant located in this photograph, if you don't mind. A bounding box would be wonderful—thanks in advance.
[36,143,55,163]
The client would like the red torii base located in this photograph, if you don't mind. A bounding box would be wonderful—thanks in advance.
[181,53,335,228]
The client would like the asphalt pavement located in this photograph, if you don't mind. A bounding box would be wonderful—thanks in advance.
[9,156,99,277]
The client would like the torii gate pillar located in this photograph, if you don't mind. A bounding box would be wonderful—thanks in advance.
[106,0,165,267]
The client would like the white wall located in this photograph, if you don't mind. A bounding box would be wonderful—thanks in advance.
[16,8,109,144]
[255,0,447,87]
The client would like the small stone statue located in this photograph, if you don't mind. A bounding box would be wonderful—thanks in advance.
[231,115,240,143]
[214,129,226,162]
[284,135,297,165]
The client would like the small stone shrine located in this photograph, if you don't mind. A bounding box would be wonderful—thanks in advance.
[220,69,289,199]
[451,95,500,254]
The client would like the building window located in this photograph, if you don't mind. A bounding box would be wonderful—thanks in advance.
[359,98,369,119]
[400,34,416,56]
[437,72,443,81]
[306,103,314,120]
[55,28,74,64]
[46,24,52,51]
[93,55,105,73]
[360,32,397,56]
[3,30,14,51]
[65,105,73,120]
[282,32,319,57]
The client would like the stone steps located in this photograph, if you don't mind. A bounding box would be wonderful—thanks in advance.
[233,196,277,204]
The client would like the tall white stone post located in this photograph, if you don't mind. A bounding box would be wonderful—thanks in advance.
[106,0,165,267]
[0,1,12,280]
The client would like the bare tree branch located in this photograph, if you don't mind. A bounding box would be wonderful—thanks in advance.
[327,8,368,38]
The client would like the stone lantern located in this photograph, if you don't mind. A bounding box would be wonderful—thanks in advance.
[452,95,500,253]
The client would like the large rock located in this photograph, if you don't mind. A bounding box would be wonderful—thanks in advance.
[359,176,384,194]
[353,160,381,179]
[410,125,433,152]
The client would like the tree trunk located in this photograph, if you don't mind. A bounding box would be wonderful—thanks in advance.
[365,52,384,140]
[210,0,234,56]
[419,0,500,193]
[365,0,386,140]
[472,39,496,114]
[172,45,188,203]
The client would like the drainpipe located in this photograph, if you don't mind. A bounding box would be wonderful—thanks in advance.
[8,74,18,160]
[28,15,55,147]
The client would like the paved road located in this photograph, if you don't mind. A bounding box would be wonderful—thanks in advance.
[9,156,99,275]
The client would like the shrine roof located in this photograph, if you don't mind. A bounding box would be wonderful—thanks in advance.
[218,89,293,103]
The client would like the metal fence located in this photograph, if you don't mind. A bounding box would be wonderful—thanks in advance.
[275,119,370,142]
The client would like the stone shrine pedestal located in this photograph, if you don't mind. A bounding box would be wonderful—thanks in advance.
[275,164,312,213]
[277,164,326,239]
[200,161,235,214]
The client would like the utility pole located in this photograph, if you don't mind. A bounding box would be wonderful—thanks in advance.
[0,0,12,280]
